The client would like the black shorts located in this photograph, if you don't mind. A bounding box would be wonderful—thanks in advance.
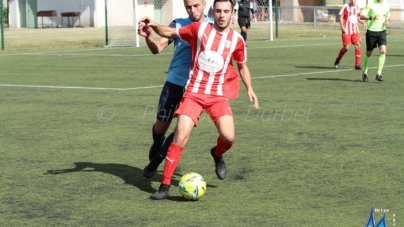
[365,30,387,51]
[156,81,184,122]
[238,16,251,29]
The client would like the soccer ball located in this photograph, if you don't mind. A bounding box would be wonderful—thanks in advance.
[178,172,207,201]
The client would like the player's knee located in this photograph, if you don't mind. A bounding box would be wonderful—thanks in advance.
[173,133,189,146]
[220,134,235,145]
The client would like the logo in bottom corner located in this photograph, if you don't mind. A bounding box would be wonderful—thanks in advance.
[365,207,388,227]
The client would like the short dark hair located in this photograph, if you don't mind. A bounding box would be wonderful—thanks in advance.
[213,0,235,10]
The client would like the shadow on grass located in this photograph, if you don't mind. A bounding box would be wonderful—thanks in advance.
[45,162,179,194]
[45,162,217,201]
[306,78,363,82]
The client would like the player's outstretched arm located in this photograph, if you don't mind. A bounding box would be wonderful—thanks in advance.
[237,62,259,110]
[360,12,380,21]
[358,17,367,30]
[139,16,178,39]
[137,24,170,54]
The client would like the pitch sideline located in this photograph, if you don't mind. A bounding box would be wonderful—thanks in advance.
[0,64,403,91]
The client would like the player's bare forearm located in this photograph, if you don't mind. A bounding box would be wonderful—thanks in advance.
[358,19,367,29]
[144,35,159,54]
[237,63,259,109]
[150,24,177,39]
[139,16,178,39]
[339,16,345,32]
[138,23,163,54]
[145,35,169,54]
[360,14,380,20]
[360,15,368,20]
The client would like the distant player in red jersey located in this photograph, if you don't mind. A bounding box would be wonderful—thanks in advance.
[138,0,259,200]
[334,0,367,70]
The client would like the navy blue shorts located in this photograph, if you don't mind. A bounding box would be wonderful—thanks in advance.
[156,81,185,122]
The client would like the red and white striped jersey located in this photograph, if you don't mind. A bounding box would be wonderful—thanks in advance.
[339,3,362,34]
[177,22,246,98]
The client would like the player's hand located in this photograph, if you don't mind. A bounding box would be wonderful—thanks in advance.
[138,16,156,28]
[384,20,390,27]
[247,89,259,110]
[363,23,368,30]
[232,18,235,24]
[138,23,152,37]
[341,26,346,33]
[374,14,380,20]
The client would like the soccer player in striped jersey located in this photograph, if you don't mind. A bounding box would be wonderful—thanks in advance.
[334,0,367,70]
[138,0,259,200]
[137,0,211,174]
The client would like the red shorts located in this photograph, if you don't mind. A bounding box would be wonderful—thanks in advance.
[342,33,361,46]
[174,93,233,126]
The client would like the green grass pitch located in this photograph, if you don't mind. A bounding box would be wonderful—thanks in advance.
[0,34,403,226]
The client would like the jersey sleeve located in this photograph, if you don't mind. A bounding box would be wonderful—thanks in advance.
[339,4,347,16]
[250,2,255,14]
[177,22,199,43]
[232,37,247,64]
[167,20,176,44]
[234,3,239,11]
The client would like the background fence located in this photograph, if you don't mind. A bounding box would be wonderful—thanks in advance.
[1,0,404,51]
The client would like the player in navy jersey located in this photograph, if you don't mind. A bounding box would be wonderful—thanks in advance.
[234,0,257,45]
[137,0,211,177]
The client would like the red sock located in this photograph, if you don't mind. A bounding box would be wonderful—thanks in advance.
[214,136,233,157]
[355,49,361,66]
[337,48,347,61]
[162,143,183,185]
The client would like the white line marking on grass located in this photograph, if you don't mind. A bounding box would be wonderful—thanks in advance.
[0,52,172,57]
[0,84,163,91]
[26,53,173,57]
[0,42,339,57]
[0,48,109,57]
[251,43,341,49]
[253,64,404,79]
[1,64,403,91]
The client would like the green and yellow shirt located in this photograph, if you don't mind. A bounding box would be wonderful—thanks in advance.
[361,0,391,31]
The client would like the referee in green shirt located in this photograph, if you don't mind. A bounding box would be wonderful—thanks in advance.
[360,0,390,82]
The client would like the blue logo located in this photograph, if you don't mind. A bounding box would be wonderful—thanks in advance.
[365,207,388,227]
